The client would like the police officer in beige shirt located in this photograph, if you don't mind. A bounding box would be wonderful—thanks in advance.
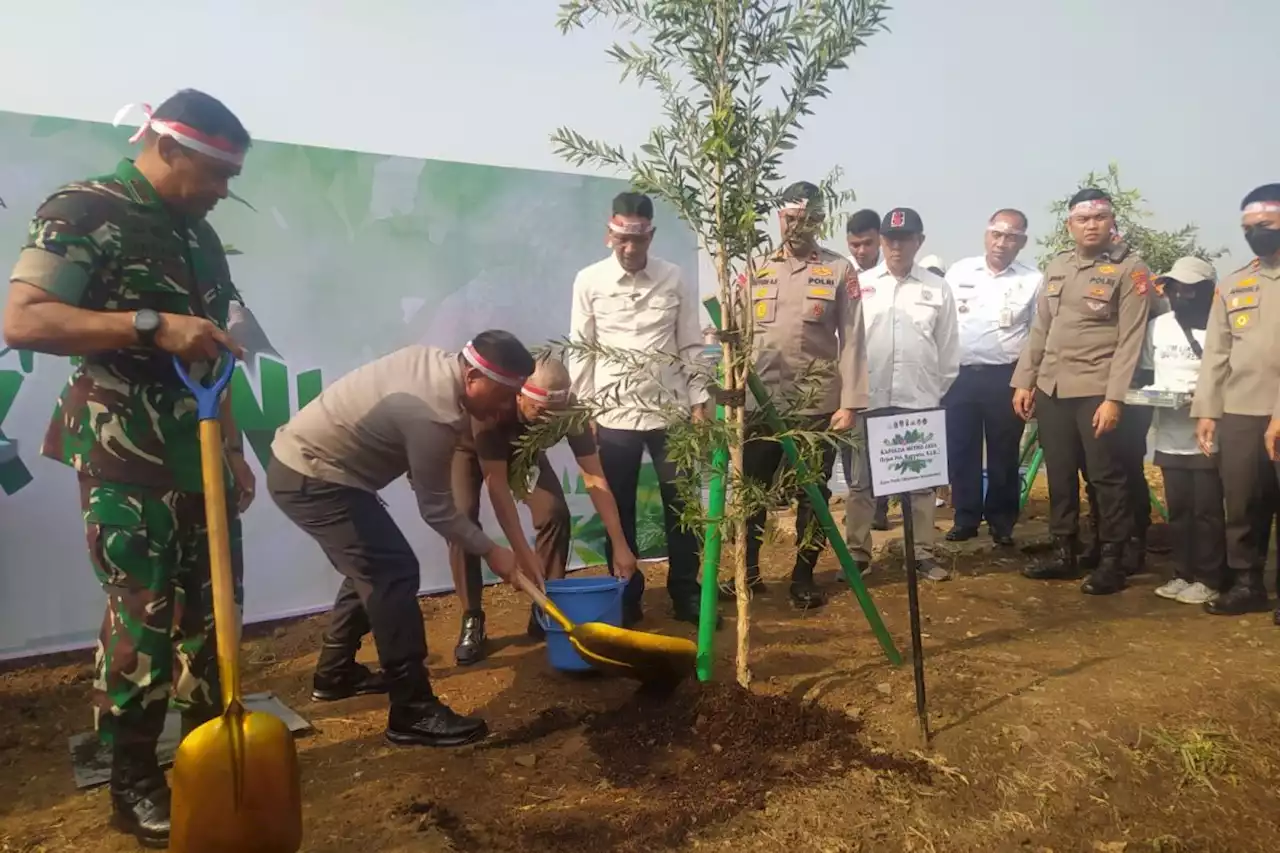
[721,180,869,609]
[267,331,536,748]
[1012,188,1152,595]
[1195,183,1280,619]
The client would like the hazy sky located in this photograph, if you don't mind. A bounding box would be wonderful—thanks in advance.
[1,0,1275,272]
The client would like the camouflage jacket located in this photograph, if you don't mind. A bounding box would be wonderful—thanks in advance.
[9,159,240,493]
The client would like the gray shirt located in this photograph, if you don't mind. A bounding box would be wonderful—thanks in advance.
[271,345,495,555]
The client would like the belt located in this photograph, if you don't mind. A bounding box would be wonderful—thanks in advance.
[959,362,1017,370]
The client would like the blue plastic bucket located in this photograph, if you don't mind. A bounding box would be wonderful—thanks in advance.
[536,576,626,672]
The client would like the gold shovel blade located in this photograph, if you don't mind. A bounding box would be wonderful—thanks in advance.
[170,708,303,853]
[569,623,697,684]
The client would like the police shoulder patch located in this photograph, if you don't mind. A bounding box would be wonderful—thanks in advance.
[1131,267,1150,295]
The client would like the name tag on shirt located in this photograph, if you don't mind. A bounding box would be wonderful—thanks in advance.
[999,308,1014,328]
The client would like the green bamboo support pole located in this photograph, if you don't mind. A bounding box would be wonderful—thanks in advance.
[696,411,728,682]
[704,297,902,667]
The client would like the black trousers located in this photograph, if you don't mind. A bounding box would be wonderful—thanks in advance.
[596,427,700,607]
[1157,453,1226,588]
[1218,414,1279,578]
[1035,391,1130,543]
[266,455,425,678]
[943,363,1022,534]
[743,413,838,582]
[1116,404,1155,538]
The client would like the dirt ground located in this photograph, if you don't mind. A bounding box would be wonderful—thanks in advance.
[2,489,1278,853]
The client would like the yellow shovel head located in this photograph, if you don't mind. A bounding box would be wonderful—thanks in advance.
[568,622,697,684]
[170,704,303,853]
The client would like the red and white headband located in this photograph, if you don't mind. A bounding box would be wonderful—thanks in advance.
[1244,201,1280,214]
[461,341,525,388]
[112,103,246,167]
[608,217,655,236]
[521,382,571,405]
[987,221,1026,236]
[1070,199,1112,217]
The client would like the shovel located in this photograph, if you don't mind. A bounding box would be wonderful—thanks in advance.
[169,352,303,853]
[513,573,696,685]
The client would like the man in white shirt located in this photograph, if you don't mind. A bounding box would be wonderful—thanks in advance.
[843,209,890,529]
[942,210,1042,545]
[567,192,716,627]
[1143,259,1225,605]
[847,208,960,580]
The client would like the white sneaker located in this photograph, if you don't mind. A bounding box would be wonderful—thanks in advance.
[1175,582,1219,605]
[1155,578,1191,600]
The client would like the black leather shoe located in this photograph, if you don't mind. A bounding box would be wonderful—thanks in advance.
[312,661,390,702]
[945,526,979,542]
[385,663,488,747]
[622,600,644,628]
[718,577,766,601]
[1273,606,1280,627]
[109,748,171,849]
[1081,542,1127,595]
[990,530,1015,547]
[454,611,488,666]
[1205,573,1271,616]
[871,511,890,531]
[789,580,828,610]
[672,599,723,629]
[1023,536,1081,580]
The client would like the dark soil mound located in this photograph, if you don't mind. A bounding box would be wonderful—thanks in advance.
[500,681,931,851]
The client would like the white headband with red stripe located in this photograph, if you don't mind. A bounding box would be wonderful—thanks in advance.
[521,382,571,405]
[461,341,525,388]
[1070,199,1113,216]
[1244,201,1280,214]
[112,103,246,167]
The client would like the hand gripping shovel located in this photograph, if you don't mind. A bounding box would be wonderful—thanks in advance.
[169,353,303,853]
[513,573,696,686]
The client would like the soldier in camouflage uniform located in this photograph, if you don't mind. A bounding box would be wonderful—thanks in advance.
[2,89,252,849]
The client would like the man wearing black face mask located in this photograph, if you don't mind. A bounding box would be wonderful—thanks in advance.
[1146,259,1225,606]
[1193,184,1280,618]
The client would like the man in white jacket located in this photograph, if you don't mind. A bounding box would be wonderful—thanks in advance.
[846,208,960,580]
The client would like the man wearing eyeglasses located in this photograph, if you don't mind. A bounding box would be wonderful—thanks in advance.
[943,210,1042,546]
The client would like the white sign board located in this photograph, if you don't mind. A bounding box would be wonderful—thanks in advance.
[865,409,950,497]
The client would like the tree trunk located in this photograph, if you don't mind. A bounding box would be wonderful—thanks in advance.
[717,257,751,688]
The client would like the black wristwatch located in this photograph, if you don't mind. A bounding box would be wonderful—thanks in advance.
[133,309,162,347]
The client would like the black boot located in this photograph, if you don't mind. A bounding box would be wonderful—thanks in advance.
[1079,534,1102,571]
[179,705,220,742]
[789,577,828,609]
[453,611,488,666]
[1081,542,1127,595]
[312,641,389,702]
[1122,533,1146,576]
[109,742,171,849]
[1205,571,1271,616]
[672,594,723,629]
[1023,536,1081,580]
[385,663,488,747]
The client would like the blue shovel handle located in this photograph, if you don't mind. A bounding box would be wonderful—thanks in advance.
[173,350,237,421]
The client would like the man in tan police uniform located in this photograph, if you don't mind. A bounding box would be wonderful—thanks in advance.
[1196,183,1280,619]
[1012,188,1152,596]
[721,180,869,609]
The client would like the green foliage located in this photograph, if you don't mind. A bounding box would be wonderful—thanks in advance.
[546,2,886,563]
[1037,162,1227,275]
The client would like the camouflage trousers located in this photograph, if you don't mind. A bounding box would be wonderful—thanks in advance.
[80,475,244,748]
